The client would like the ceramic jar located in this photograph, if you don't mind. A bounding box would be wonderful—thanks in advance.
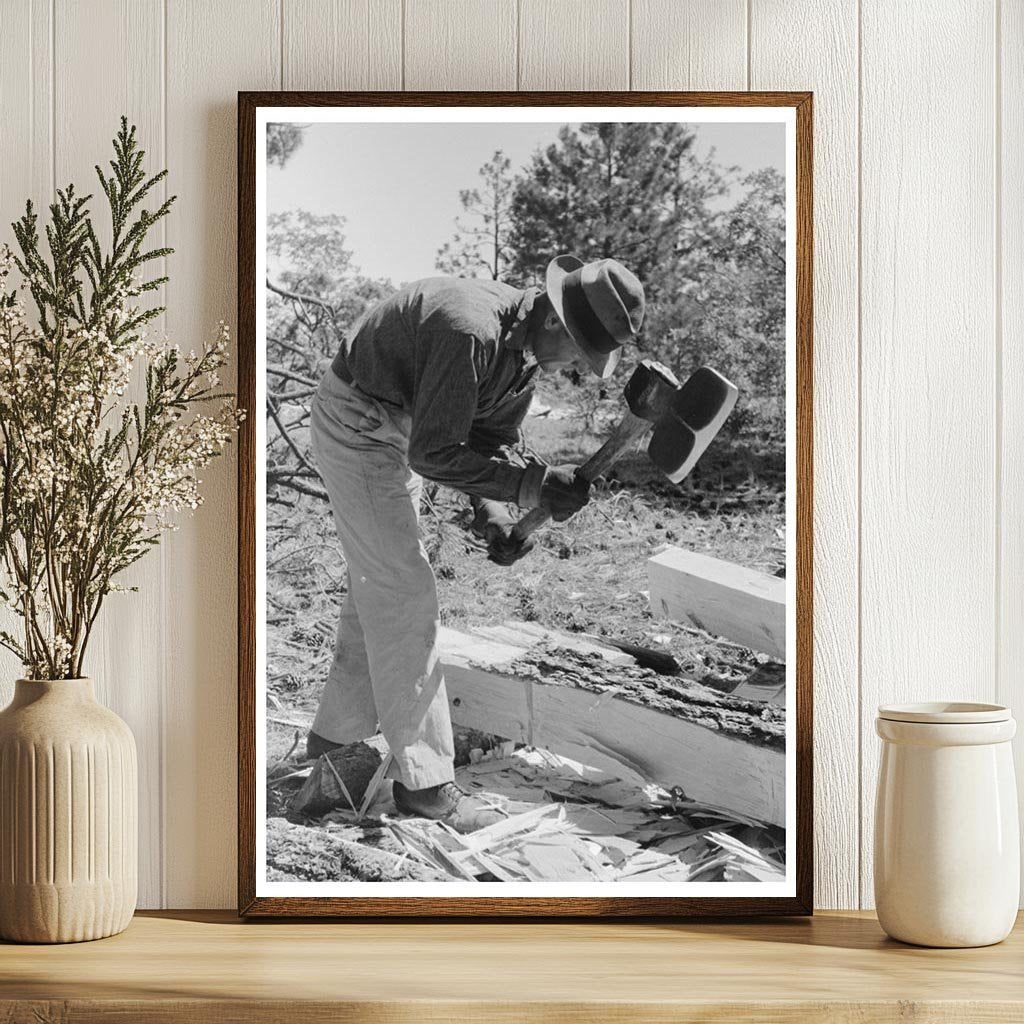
[0,678,137,943]
[874,702,1019,948]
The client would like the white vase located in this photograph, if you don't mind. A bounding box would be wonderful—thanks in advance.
[874,702,1019,947]
[0,678,137,943]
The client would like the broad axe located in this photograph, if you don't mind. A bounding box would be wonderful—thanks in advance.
[511,359,738,544]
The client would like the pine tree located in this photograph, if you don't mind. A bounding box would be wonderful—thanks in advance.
[508,122,730,299]
[506,121,785,438]
[435,151,517,280]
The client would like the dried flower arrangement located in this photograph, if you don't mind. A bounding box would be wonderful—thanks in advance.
[0,118,241,679]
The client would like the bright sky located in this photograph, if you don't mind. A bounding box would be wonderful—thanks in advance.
[267,121,785,286]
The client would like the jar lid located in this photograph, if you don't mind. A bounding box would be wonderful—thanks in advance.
[877,701,1011,724]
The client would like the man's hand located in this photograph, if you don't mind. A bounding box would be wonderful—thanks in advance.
[539,464,592,522]
[470,499,535,566]
[483,519,535,566]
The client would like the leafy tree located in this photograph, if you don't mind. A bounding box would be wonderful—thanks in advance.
[267,123,306,168]
[266,210,394,504]
[651,168,786,436]
[268,209,353,335]
[435,150,518,280]
[719,167,785,273]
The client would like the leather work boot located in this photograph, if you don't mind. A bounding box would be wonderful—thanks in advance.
[393,780,506,834]
[305,729,346,760]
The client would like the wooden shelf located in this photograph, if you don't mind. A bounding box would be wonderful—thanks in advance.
[2,909,1022,1022]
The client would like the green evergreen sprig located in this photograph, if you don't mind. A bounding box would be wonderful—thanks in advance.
[0,118,241,679]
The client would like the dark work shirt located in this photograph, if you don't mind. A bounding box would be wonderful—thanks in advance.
[330,277,542,502]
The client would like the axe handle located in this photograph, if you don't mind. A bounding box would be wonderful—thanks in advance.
[510,410,652,544]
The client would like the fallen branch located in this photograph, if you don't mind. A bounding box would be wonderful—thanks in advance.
[267,278,339,320]
[266,365,319,389]
[267,474,329,502]
[267,399,321,479]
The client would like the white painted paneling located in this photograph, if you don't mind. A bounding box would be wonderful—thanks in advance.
[53,0,167,909]
[0,0,1019,910]
[0,0,52,697]
[859,0,997,908]
[0,0,51,222]
[163,0,280,908]
[519,0,629,90]
[750,0,860,910]
[284,0,402,90]
[631,0,746,91]
[1000,0,1024,897]
[404,0,516,90]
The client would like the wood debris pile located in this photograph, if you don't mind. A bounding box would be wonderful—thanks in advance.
[270,741,784,884]
[387,747,785,883]
[266,607,789,885]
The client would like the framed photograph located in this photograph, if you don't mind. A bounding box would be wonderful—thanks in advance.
[238,91,812,916]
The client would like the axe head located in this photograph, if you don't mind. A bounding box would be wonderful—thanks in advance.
[648,366,738,483]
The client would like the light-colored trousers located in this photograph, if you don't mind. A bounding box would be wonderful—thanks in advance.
[309,367,455,789]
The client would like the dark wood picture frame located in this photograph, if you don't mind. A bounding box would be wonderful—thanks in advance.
[237,90,813,918]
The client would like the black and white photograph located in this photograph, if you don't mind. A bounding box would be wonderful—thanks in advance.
[245,99,806,910]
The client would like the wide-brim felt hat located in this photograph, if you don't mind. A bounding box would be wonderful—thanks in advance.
[546,254,646,379]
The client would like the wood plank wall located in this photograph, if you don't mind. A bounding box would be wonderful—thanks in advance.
[0,0,1013,911]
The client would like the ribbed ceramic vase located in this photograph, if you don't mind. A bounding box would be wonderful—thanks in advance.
[0,678,137,943]
[874,702,1019,948]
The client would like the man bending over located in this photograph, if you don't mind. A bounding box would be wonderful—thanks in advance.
[308,254,645,832]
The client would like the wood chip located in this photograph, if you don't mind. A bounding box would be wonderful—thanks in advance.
[514,841,591,881]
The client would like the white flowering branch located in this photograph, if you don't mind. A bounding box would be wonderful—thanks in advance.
[0,117,241,680]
